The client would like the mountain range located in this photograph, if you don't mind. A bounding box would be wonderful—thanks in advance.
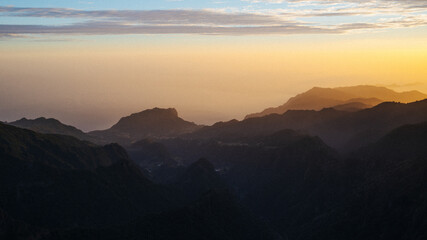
[245,85,427,119]
[2,85,427,239]
[189,99,427,152]
[0,122,280,239]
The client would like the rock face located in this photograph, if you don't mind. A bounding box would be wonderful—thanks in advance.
[89,108,200,145]
[245,85,427,119]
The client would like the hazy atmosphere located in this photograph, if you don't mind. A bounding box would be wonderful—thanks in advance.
[1,0,426,130]
[2,1,427,240]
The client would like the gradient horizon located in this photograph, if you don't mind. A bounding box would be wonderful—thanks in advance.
[1,0,426,131]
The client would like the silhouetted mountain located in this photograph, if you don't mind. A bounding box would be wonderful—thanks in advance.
[246,85,426,119]
[216,123,427,240]
[306,121,427,240]
[0,123,173,229]
[89,108,200,145]
[9,117,92,141]
[1,123,282,240]
[189,99,427,152]
[3,91,427,240]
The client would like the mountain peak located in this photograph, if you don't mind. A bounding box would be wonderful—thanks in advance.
[111,107,194,132]
[128,108,179,119]
[90,108,200,145]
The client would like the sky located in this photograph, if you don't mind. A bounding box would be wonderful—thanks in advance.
[0,0,426,131]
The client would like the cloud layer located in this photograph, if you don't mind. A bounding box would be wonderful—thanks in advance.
[0,0,426,37]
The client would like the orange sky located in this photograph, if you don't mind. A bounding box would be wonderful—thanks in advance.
[1,28,426,130]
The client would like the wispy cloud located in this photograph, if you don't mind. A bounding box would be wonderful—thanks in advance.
[0,3,426,37]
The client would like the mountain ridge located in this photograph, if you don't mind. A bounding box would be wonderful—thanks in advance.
[245,85,427,119]
[188,99,427,152]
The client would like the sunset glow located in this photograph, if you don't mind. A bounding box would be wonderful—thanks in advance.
[1,0,426,130]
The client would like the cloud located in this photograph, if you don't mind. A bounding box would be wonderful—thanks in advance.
[0,5,426,37]
[0,21,342,35]
[0,7,284,26]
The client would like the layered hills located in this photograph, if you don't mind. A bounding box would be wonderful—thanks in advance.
[0,123,172,228]
[2,85,427,239]
[246,85,427,119]
[0,123,280,239]
[189,99,427,152]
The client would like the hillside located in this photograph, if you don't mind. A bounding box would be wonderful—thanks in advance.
[0,123,172,228]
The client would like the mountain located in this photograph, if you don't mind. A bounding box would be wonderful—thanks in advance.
[246,85,426,119]
[188,99,427,152]
[308,121,427,240]
[217,122,427,240]
[0,122,173,229]
[8,117,91,141]
[0,123,282,240]
[89,108,200,145]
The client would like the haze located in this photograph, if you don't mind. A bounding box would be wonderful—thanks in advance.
[1,1,426,131]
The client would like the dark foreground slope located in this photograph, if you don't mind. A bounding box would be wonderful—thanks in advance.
[0,123,280,240]
[0,123,172,229]
[218,122,427,240]
[47,161,281,240]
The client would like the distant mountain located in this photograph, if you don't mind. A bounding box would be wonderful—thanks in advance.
[0,123,172,229]
[188,99,427,152]
[246,85,426,119]
[89,108,200,145]
[8,117,92,141]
